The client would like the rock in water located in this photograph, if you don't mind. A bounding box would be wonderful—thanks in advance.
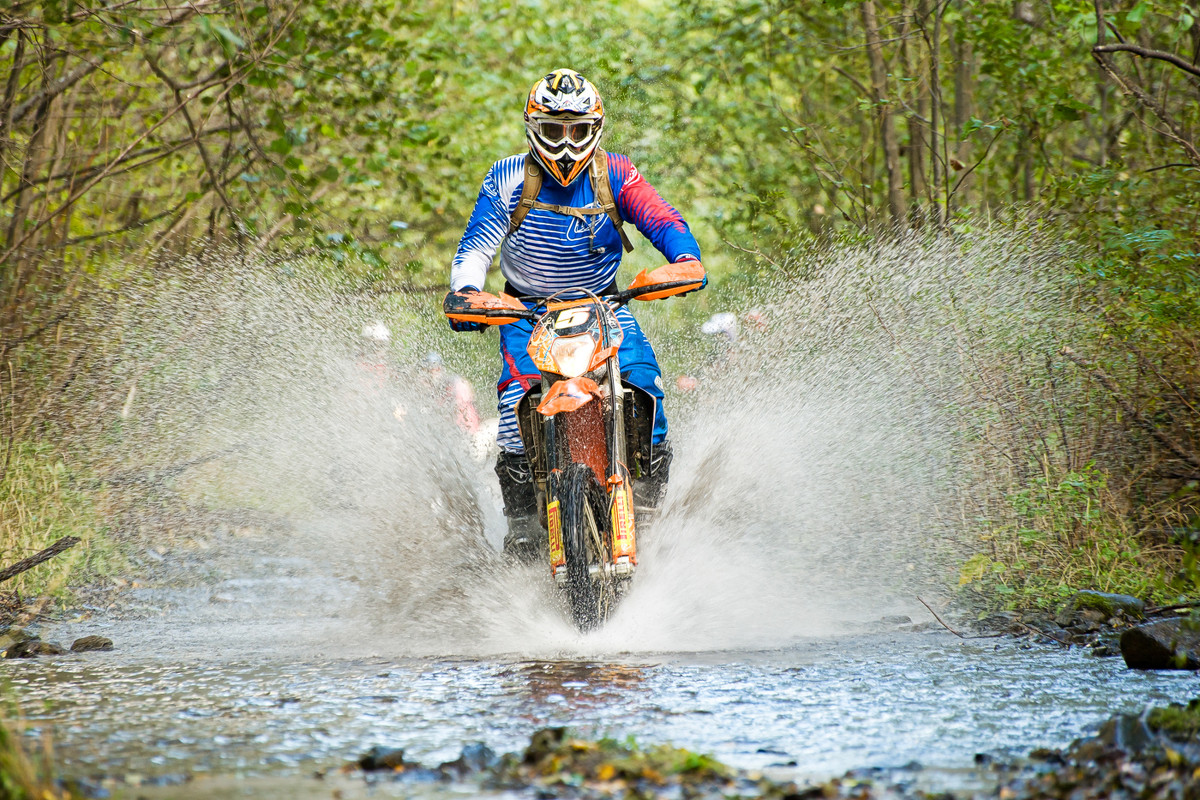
[70,635,114,652]
[5,639,67,658]
[439,742,498,776]
[524,727,567,764]
[0,627,33,653]
[1120,619,1200,670]
[1069,590,1145,620]
[358,746,409,771]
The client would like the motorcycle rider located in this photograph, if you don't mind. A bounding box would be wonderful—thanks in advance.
[447,68,705,560]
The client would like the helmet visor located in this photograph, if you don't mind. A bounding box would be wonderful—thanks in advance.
[537,119,595,145]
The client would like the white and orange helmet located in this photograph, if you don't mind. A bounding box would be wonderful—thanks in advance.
[524,69,605,186]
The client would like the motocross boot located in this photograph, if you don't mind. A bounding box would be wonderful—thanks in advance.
[496,450,540,562]
[633,439,673,511]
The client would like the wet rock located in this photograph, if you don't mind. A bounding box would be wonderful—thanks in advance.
[440,742,498,776]
[978,611,1027,635]
[524,727,567,764]
[1096,712,1157,754]
[357,746,413,771]
[395,766,445,783]
[61,776,111,798]
[70,635,114,652]
[0,627,33,653]
[1069,590,1145,620]
[1120,618,1200,670]
[879,615,912,625]
[1027,747,1064,763]
[5,638,67,658]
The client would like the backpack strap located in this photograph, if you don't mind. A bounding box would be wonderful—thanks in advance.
[508,150,635,254]
[590,148,634,253]
[508,154,542,236]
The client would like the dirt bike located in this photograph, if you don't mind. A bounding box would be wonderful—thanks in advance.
[444,262,706,631]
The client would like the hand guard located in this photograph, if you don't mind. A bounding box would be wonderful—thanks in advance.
[448,286,485,332]
[674,258,707,296]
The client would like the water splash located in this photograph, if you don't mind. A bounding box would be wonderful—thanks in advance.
[86,229,1076,658]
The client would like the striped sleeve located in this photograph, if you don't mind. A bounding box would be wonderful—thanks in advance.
[450,159,520,291]
[609,155,701,263]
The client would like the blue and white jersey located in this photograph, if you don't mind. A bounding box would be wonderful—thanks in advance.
[450,152,701,294]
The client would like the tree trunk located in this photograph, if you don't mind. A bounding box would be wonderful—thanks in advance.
[4,87,56,303]
[903,18,929,226]
[951,22,975,211]
[928,0,946,227]
[862,0,906,227]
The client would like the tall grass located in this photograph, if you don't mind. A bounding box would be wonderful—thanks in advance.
[960,462,1184,608]
[0,442,111,603]
[0,717,75,800]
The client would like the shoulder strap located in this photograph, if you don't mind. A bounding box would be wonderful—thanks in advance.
[509,154,542,235]
[591,149,634,253]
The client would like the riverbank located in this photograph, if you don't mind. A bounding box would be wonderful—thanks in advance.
[112,705,1200,800]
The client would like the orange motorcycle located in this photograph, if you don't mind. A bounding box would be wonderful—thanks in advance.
[444,262,705,630]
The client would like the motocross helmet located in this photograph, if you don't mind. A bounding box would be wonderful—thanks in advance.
[524,68,605,186]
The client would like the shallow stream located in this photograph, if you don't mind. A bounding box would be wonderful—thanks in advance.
[10,518,1198,786]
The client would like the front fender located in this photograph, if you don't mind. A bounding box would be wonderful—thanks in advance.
[536,376,602,416]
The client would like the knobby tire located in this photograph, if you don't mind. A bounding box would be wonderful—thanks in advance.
[560,463,603,631]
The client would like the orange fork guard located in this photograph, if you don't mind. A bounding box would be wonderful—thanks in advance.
[537,376,602,416]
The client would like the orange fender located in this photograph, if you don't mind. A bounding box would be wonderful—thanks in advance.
[537,377,602,416]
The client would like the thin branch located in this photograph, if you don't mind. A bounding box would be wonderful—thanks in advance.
[0,536,80,585]
[720,238,784,270]
[1094,43,1200,81]
[1061,346,1200,472]
[1144,162,1198,173]
[1145,602,1200,617]
[916,596,1004,639]
[948,125,1004,199]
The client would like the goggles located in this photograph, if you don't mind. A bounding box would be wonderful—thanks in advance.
[536,119,596,145]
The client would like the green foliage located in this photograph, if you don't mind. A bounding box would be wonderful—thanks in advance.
[961,462,1180,608]
[0,443,114,600]
[2,0,1200,614]
[1147,699,1200,741]
[512,728,732,787]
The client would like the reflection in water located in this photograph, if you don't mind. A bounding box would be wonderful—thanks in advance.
[504,661,648,722]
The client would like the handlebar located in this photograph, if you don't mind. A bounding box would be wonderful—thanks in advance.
[513,278,706,310]
[444,262,706,327]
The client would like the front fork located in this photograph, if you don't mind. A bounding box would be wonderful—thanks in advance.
[605,362,636,575]
[541,357,637,583]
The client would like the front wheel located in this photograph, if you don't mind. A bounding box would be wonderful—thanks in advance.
[556,463,608,631]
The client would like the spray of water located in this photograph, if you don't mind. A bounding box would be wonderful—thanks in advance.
[89,228,1076,658]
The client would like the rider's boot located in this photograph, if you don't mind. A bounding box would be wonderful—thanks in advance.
[496,450,540,562]
[633,439,673,511]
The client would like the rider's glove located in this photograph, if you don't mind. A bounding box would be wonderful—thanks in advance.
[448,286,485,332]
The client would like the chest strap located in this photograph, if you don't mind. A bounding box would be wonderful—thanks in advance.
[508,149,634,254]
